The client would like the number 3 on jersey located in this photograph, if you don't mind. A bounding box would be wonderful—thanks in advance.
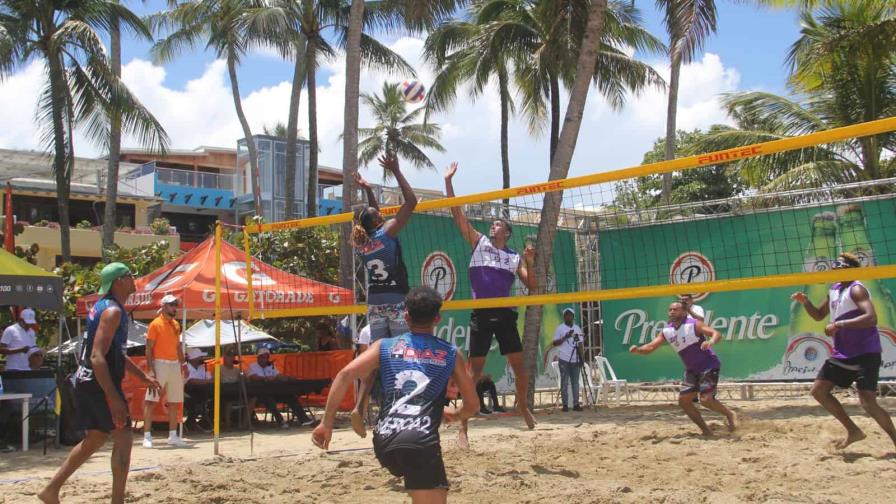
[367,259,390,281]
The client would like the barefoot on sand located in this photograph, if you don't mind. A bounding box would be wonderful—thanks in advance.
[457,427,469,450]
[518,404,536,430]
[37,488,59,504]
[726,411,738,432]
[834,429,867,450]
[350,410,367,439]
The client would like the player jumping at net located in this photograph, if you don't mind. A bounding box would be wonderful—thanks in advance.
[790,252,896,451]
[629,301,737,436]
[444,162,537,448]
[350,154,418,438]
[313,287,478,504]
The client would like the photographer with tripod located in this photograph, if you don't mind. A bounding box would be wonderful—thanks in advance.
[552,308,586,412]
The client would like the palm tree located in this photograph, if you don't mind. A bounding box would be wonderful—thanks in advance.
[0,0,169,262]
[150,0,273,217]
[103,0,122,254]
[698,1,896,190]
[427,0,664,192]
[521,0,611,408]
[340,0,365,290]
[656,0,718,202]
[357,82,445,179]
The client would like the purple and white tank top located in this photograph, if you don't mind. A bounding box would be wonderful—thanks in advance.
[829,281,880,359]
[661,318,720,373]
[468,235,520,299]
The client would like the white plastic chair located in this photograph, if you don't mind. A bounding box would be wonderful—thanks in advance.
[593,356,630,405]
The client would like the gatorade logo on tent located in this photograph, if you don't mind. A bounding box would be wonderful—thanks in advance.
[669,252,715,301]
[421,251,456,301]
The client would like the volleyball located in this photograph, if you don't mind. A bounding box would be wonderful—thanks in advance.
[399,80,426,104]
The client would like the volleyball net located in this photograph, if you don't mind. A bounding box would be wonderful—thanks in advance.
[240,117,896,321]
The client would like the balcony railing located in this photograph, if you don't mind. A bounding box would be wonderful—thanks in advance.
[156,166,233,191]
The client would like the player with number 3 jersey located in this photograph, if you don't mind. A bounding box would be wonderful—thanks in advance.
[350,154,418,438]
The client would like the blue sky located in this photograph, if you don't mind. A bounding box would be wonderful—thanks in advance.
[0,1,806,195]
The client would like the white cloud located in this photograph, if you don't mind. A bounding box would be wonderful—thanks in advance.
[0,38,742,201]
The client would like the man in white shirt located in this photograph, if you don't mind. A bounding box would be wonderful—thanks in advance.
[1,308,38,371]
[552,308,585,412]
[679,294,705,322]
[248,347,316,428]
[183,348,211,432]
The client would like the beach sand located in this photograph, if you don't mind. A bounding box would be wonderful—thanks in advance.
[3,395,896,503]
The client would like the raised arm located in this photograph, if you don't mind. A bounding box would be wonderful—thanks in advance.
[791,291,830,321]
[381,156,418,237]
[517,246,537,290]
[443,162,482,248]
[695,321,722,351]
[312,339,383,450]
[629,332,666,355]
[353,170,379,210]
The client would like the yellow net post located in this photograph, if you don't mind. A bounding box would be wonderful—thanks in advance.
[243,226,254,320]
[213,221,222,455]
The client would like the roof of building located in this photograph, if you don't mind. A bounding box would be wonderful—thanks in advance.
[0,148,141,184]
[9,177,160,201]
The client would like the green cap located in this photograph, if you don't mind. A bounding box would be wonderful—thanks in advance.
[99,262,132,294]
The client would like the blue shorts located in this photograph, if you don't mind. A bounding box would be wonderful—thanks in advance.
[368,302,408,342]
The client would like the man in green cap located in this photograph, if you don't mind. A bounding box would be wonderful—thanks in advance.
[40,263,160,504]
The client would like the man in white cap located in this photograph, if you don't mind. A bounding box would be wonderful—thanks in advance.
[1,308,39,371]
[552,307,585,412]
[183,348,212,432]
[142,294,187,448]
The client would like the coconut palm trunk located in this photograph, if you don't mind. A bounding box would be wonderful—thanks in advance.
[103,15,122,252]
[662,50,681,202]
[549,72,560,163]
[499,65,511,216]
[521,0,608,407]
[340,0,365,290]
[227,48,261,217]
[306,39,319,218]
[285,41,307,220]
[48,54,73,263]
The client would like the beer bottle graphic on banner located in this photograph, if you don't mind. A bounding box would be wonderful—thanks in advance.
[786,212,838,377]
[837,204,896,368]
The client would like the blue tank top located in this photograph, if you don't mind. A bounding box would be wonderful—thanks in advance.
[373,332,457,451]
[75,295,129,388]
[359,227,409,303]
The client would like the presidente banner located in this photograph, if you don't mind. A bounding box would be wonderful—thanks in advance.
[400,213,579,392]
[600,198,896,382]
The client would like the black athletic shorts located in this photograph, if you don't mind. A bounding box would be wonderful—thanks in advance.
[374,444,449,490]
[681,368,720,396]
[75,381,128,433]
[469,308,522,358]
[817,353,881,391]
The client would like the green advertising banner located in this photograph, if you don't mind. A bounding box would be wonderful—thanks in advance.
[600,199,896,382]
[401,213,579,391]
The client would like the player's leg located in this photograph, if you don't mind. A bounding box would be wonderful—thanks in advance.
[38,430,109,503]
[812,361,865,447]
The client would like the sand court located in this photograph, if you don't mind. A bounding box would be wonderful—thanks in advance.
[4,395,896,503]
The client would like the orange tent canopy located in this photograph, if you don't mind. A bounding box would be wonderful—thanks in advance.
[76,237,353,319]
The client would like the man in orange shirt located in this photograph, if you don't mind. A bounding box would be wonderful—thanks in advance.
[142,294,187,448]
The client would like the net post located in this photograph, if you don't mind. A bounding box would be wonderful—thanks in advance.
[243,224,254,320]
[213,221,222,455]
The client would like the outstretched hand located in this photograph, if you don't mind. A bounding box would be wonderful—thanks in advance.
[790,292,807,305]
[444,161,458,180]
[379,155,399,175]
[352,170,371,189]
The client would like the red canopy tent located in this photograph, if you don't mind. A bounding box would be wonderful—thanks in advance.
[76,236,354,319]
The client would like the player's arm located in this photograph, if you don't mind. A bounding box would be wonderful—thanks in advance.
[312,340,383,450]
[353,170,379,210]
[629,333,665,355]
[517,246,537,290]
[381,156,418,237]
[125,356,159,390]
[444,353,479,423]
[444,162,482,248]
[791,292,829,321]
[830,285,878,332]
[695,321,722,350]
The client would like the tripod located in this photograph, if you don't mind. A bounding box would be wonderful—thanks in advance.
[572,334,596,408]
